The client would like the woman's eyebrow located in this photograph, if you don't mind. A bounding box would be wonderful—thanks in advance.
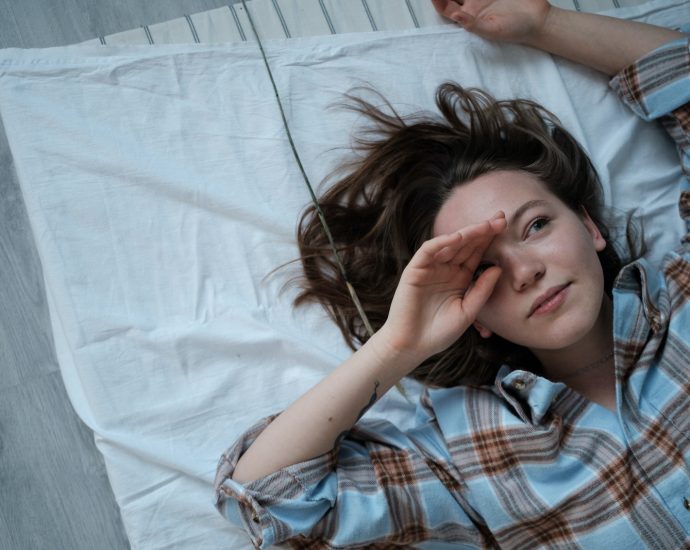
[508,199,549,227]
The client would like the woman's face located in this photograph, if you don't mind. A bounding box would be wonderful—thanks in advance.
[433,170,607,352]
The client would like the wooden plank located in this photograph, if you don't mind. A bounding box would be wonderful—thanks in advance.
[0,122,58,392]
[0,0,89,48]
[0,372,130,550]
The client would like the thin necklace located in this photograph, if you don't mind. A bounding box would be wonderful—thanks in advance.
[559,351,614,381]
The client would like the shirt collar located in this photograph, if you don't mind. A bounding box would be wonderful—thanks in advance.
[614,257,669,335]
[494,366,566,425]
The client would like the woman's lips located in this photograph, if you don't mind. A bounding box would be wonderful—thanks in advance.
[529,283,571,317]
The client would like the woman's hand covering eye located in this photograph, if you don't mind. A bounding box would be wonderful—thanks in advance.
[378,213,506,365]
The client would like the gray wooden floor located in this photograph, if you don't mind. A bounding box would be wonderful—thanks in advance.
[0,2,242,548]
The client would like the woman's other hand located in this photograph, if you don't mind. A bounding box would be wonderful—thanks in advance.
[378,213,506,366]
[432,0,687,75]
[431,0,551,45]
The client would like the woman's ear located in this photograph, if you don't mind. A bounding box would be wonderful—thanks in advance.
[579,206,607,252]
[473,321,492,339]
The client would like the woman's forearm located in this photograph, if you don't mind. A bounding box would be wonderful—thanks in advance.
[526,7,687,75]
[231,328,418,484]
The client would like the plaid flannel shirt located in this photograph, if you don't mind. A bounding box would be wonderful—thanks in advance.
[215,33,690,549]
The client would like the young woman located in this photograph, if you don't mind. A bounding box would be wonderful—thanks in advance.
[215,1,690,547]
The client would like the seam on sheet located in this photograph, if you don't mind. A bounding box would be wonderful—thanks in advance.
[405,0,420,28]
[271,0,291,38]
[229,4,247,42]
[361,0,378,31]
[318,0,336,35]
[184,14,201,43]
[142,25,154,44]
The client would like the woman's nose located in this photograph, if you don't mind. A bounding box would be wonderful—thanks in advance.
[507,252,545,291]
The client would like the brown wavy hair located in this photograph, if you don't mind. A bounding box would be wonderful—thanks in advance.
[294,82,624,387]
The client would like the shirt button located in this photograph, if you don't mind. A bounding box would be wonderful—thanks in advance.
[513,379,526,390]
[252,514,260,524]
[684,498,690,511]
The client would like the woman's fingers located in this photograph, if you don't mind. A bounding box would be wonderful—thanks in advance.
[462,265,502,313]
[431,0,463,19]
[432,215,505,265]
[430,232,465,263]
[432,0,483,27]
[443,225,498,266]
[414,231,465,267]
[406,214,505,297]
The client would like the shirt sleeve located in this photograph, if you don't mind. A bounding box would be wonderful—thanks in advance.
[608,28,690,235]
[213,406,487,549]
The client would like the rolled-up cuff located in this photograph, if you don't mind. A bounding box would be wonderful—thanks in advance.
[214,414,338,548]
[609,37,690,120]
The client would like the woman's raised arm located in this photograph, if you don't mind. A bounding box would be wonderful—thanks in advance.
[231,216,505,484]
[432,0,688,75]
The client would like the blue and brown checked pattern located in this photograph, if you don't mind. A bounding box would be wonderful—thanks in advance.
[215,34,690,549]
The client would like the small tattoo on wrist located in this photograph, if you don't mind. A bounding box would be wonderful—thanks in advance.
[356,380,380,421]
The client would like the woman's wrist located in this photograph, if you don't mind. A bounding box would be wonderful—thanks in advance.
[520,5,562,50]
[232,328,416,484]
[369,323,427,377]
[520,6,687,75]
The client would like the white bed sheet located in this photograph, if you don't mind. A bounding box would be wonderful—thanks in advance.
[0,1,688,548]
